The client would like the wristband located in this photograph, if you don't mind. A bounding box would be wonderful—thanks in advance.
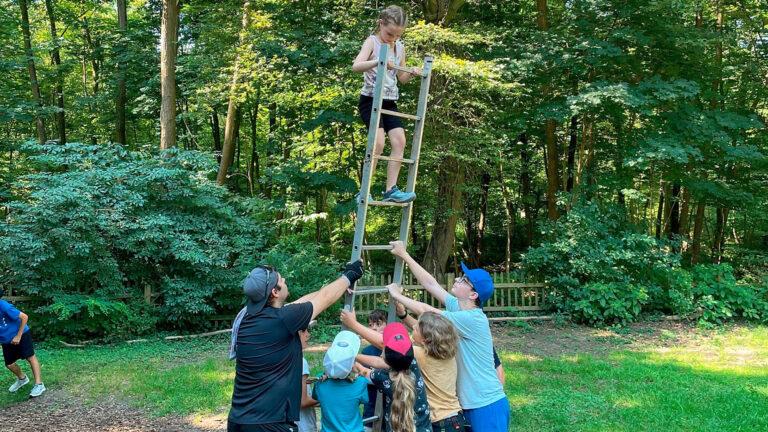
[397,312,408,320]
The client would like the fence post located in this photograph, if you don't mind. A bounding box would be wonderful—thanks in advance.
[144,285,152,304]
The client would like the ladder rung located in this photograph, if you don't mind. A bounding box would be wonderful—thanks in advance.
[354,287,390,294]
[361,245,394,251]
[375,155,415,164]
[390,64,422,76]
[369,200,410,207]
[380,109,421,121]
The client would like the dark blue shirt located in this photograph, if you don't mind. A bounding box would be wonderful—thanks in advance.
[360,344,383,419]
[0,300,29,345]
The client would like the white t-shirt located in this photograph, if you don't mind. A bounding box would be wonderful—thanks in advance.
[297,357,317,432]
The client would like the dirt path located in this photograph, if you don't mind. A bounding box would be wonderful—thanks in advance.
[3,389,226,432]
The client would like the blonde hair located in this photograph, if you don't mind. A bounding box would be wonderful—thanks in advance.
[374,5,407,34]
[389,369,416,432]
[418,312,458,360]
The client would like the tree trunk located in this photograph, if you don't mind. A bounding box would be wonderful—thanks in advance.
[423,157,464,275]
[216,0,252,184]
[464,170,491,267]
[115,0,128,145]
[655,181,664,240]
[235,107,242,170]
[315,188,328,243]
[668,181,681,237]
[422,0,466,26]
[248,88,261,193]
[536,0,548,29]
[537,0,558,219]
[19,0,46,144]
[679,187,691,237]
[712,207,729,263]
[544,120,559,219]
[211,107,222,162]
[81,18,100,95]
[44,0,66,144]
[519,134,534,245]
[420,0,469,273]
[499,158,516,272]
[566,116,577,192]
[691,201,706,264]
[159,0,179,150]
[264,101,277,199]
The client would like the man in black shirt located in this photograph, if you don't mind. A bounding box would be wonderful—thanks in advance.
[228,261,364,432]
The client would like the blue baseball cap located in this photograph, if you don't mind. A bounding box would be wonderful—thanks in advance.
[460,262,494,305]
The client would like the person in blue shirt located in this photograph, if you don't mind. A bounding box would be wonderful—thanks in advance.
[386,241,510,432]
[312,330,369,432]
[0,289,45,397]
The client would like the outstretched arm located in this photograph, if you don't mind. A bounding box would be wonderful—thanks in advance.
[341,308,384,349]
[388,284,441,316]
[309,261,364,320]
[357,354,389,370]
[390,241,449,305]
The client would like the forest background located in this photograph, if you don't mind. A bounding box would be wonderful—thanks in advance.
[0,0,766,339]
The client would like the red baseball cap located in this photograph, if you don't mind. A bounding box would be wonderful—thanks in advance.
[383,322,413,371]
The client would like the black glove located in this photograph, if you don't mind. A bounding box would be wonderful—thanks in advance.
[342,260,364,285]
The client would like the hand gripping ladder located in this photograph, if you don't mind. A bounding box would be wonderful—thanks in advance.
[343,43,433,432]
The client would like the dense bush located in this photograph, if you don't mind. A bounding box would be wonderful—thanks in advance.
[522,203,677,325]
[0,143,267,339]
[689,264,768,325]
[522,204,768,326]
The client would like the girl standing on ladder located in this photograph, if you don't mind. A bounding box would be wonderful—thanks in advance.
[353,5,421,204]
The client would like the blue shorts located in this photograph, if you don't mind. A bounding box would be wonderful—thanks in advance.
[463,396,510,432]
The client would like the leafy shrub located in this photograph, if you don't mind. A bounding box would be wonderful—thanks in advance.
[568,282,649,326]
[522,203,676,325]
[0,143,267,338]
[690,264,768,325]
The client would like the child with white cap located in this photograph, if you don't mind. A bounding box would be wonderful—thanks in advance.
[312,330,369,432]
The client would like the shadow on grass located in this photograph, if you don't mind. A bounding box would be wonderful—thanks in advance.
[504,350,768,432]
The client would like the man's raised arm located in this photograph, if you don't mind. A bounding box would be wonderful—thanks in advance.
[308,261,363,320]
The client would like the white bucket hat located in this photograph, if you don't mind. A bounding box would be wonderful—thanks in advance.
[323,330,361,379]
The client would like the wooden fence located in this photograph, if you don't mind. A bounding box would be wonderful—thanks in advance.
[4,272,550,324]
[354,271,548,315]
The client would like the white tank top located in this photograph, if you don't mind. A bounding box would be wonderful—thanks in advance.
[360,35,405,101]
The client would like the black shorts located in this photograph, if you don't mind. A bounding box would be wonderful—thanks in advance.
[2,331,35,366]
[227,421,296,432]
[358,95,404,133]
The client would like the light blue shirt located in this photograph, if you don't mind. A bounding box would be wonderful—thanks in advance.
[312,376,369,432]
[442,295,506,409]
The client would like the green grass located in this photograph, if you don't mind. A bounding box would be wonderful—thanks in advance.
[2,326,767,431]
[505,326,768,431]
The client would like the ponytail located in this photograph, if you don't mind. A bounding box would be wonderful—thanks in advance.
[389,369,416,432]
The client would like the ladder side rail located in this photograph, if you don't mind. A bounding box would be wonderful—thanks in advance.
[388,56,434,322]
[344,43,390,312]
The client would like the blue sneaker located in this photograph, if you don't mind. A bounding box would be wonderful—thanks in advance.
[382,186,416,203]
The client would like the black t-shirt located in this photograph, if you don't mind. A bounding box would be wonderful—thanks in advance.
[229,302,313,425]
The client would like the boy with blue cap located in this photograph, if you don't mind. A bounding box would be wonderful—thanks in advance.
[386,241,509,432]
